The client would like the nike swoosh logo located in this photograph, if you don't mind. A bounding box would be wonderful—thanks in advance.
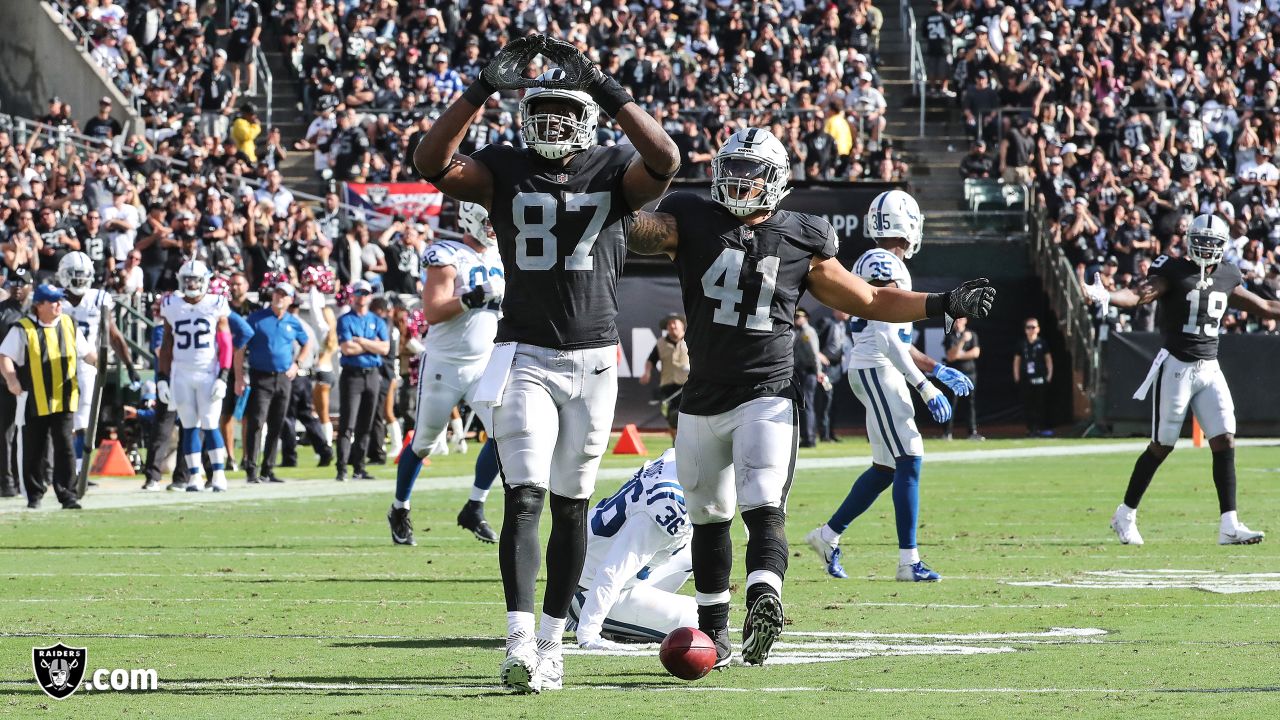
[591,367,609,375]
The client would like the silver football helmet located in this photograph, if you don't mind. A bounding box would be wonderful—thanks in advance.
[519,70,599,160]
[177,259,211,300]
[711,127,791,217]
[56,251,95,296]
[1187,213,1229,268]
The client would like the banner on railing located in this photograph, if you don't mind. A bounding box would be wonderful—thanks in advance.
[343,182,443,230]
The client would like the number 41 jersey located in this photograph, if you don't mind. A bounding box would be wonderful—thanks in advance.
[471,143,637,350]
[159,293,230,372]
[1149,255,1242,362]
[659,192,839,415]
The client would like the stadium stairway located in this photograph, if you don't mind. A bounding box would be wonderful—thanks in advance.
[879,1,973,240]
[257,22,324,196]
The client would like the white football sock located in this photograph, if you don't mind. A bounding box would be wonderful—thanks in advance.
[536,613,566,646]
[1221,510,1239,531]
[506,611,535,646]
[449,417,464,441]
[900,548,920,565]
[469,486,490,503]
[819,524,840,546]
[746,570,783,598]
[392,499,408,510]
[321,422,333,445]
[388,420,403,457]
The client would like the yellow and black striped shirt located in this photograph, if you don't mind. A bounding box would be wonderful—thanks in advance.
[15,315,79,416]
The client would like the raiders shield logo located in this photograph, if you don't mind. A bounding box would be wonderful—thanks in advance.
[32,643,87,700]
[367,185,389,205]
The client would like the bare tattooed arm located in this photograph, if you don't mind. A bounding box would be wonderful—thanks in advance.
[625,211,680,260]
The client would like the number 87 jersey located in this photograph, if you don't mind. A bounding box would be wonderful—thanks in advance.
[160,292,230,372]
[1149,254,1243,362]
[471,142,637,351]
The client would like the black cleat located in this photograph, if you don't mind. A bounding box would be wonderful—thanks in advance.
[354,470,376,481]
[708,627,732,669]
[61,499,82,510]
[740,592,784,666]
[266,474,286,484]
[457,500,497,543]
[141,479,160,491]
[317,448,333,467]
[246,476,261,485]
[165,482,187,492]
[388,504,416,546]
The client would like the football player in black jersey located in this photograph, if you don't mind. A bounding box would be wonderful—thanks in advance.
[1086,214,1280,546]
[412,36,680,693]
[625,127,997,667]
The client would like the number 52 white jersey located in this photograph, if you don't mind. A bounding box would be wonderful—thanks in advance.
[160,293,230,372]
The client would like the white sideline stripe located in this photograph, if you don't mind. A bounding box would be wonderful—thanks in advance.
[5,439,1275,514]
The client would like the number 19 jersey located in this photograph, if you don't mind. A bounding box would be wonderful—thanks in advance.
[660,192,838,415]
[1149,255,1242,362]
[160,293,230,372]
[471,143,637,350]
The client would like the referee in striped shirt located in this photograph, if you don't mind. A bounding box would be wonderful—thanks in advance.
[0,284,97,509]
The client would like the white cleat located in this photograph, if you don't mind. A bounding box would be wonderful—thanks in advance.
[500,637,540,694]
[1110,504,1144,545]
[1219,524,1265,545]
[452,436,468,455]
[533,639,563,691]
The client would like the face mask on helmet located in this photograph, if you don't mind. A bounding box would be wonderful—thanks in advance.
[458,202,497,248]
[520,89,598,160]
[60,269,93,296]
[712,154,788,216]
[1188,232,1226,266]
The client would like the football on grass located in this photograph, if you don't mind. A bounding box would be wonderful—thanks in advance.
[659,627,718,680]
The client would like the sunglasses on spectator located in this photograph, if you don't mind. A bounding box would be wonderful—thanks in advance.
[1025,324,1039,330]
[354,289,372,296]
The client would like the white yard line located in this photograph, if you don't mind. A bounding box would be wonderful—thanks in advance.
[4,439,1275,514]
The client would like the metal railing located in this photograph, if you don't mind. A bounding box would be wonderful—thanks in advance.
[252,44,273,130]
[903,2,927,137]
[1027,196,1101,425]
[45,0,90,52]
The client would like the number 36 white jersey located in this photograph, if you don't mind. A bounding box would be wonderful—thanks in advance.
[160,293,229,372]
[63,288,114,350]
[846,249,918,373]
[421,239,503,364]
[579,448,690,590]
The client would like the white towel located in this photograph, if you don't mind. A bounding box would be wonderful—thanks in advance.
[474,342,518,407]
[1132,348,1170,401]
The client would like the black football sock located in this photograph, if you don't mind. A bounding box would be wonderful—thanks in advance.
[542,493,589,619]
[1212,447,1237,514]
[1123,449,1165,509]
[742,506,788,607]
[692,520,733,631]
[498,484,545,613]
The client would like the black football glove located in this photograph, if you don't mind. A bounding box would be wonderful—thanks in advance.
[466,34,547,101]
[927,278,996,331]
[539,36,634,116]
[460,285,489,310]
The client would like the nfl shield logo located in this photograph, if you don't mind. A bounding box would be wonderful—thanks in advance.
[32,643,87,700]
[367,185,389,205]
[552,173,569,184]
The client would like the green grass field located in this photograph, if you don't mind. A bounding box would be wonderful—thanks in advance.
[3,436,1280,718]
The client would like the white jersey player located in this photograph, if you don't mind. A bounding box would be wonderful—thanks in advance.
[389,202,504,546]
[568,448,695,649]
[805,190,974,582]
[158,260,237,492]
[57,252,141,476]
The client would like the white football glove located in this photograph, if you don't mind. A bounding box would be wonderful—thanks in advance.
[211,377,228,403]
[483,275,505,305]
[156,379,171,405]
[578,637,627,652]
[1084,272,1111,316]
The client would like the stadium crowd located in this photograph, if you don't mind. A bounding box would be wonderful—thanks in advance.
[937,0,1280,333]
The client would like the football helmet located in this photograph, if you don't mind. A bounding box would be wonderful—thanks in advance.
[56,251,95,296]
[457,202,496,248]
[177,259,211,299]
[711,128,791,217]
[1187,213,1228,268]
[865,189,924,259]
[519,69,598,160]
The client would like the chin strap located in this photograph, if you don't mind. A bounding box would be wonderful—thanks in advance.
[1196,264,1211,290]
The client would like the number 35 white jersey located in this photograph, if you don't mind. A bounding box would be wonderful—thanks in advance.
[421,239,504,364]
[160,293,229,372]
[579,448,690,590]
[63,288,114,349]
[847,249,916,371]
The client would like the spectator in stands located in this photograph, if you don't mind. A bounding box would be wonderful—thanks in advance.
[84,97,123,141]
[963,71,1000,143]
[231,104,261,165]
[220,0,263,94]
[960,139,995,179]
[198,50,237,143]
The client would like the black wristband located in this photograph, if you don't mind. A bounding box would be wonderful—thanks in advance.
[590,74,635,117]
[925,292,947,319]
[156,372,168,383]
[461,76,497,107]
[217,369,230,383]
[422,158,457,185]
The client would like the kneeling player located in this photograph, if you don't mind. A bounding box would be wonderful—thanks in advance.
[1086,214,1280,545]
[804,191,973,582]
[157,261,236,492]
[568,448,695,649]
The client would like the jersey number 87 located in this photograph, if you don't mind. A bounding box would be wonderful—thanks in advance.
[512,192,611,271]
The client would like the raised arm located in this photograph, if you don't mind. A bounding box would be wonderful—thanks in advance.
[411,94,494,207]
[807,257,996,325]
[1228,284,1280,320]
[616,102,680,210]
[624,211,680,258]
[1085,272,1168,310]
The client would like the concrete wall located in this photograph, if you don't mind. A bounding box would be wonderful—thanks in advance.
[0,1,137,133]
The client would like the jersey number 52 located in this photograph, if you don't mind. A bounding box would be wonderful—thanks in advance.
[512,192,610,271]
